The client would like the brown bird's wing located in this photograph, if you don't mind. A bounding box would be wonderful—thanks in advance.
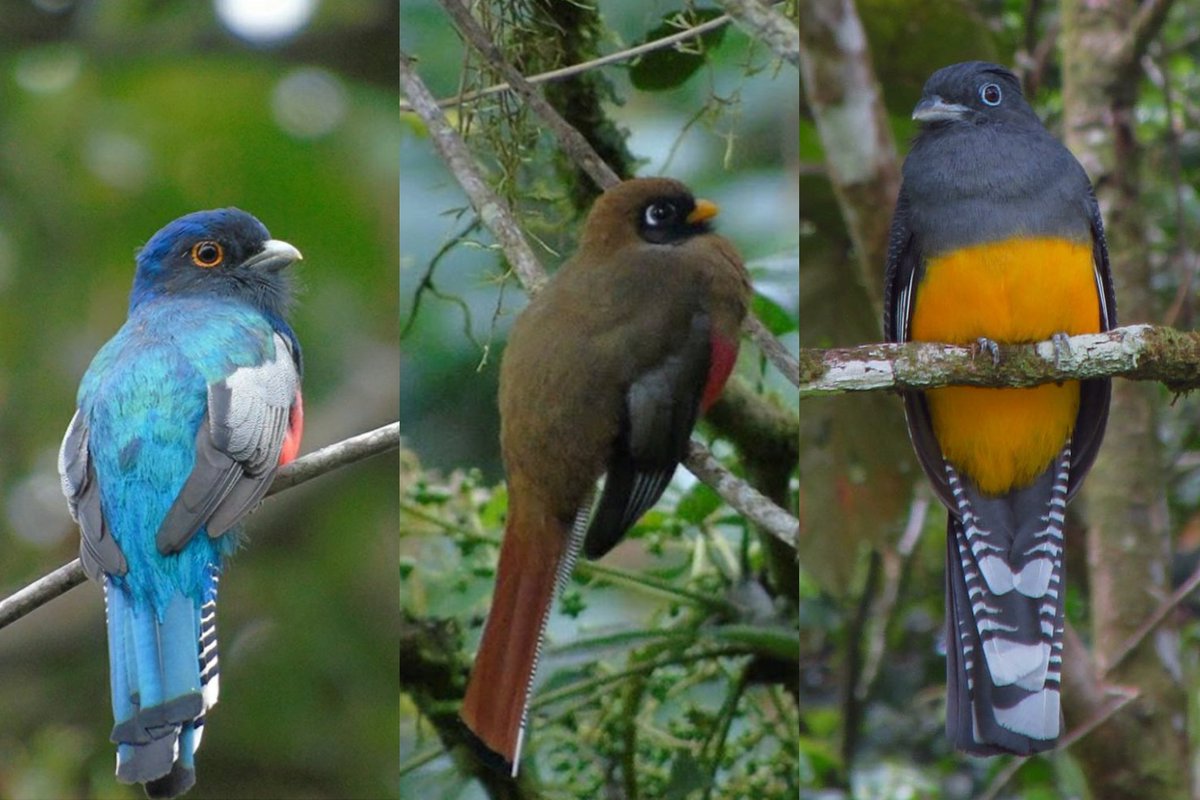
[584,311,711,558]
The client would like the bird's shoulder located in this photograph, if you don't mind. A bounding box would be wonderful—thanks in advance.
[81,297,283,402]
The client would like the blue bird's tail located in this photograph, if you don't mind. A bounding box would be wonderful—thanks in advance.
[104,566,220,799]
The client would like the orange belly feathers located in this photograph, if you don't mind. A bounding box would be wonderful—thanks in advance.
[910,237,1100,495]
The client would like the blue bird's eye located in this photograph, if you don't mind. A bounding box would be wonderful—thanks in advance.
[191,241,224,268]
[980,83,1002,106]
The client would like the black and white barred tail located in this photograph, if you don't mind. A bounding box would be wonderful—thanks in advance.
[944,445,1069,755]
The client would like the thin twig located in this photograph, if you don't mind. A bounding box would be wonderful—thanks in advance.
[438,0,622,189]
[1104,557,1200,676]
[398,14,734,112]
[745,313,800,387]
[0,421,400,631]
[716,0,799,68]
[856,492,929,700]
[684,441,798,548]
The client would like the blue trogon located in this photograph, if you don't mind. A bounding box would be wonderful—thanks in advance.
[59,209,304,797]
[884,62,1117,755]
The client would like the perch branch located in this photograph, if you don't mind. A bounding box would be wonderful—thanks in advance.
[0,422,399,631]
[685,442,798,548]
[800,324,1200,398]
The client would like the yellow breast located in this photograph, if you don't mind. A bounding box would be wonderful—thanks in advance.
[910,237,1100,495]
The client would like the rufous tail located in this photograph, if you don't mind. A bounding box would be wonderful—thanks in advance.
[461,494,573,774]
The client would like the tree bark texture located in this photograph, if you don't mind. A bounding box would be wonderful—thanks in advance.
[1061,1,1185,796]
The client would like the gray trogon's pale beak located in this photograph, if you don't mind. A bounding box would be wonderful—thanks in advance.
[912,95,970,123]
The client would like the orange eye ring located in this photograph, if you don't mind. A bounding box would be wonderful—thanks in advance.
[190,240,224,268]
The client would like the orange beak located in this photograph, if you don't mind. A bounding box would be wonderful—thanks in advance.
[687,199,719,224]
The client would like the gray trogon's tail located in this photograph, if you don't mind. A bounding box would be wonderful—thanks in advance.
[943,445,1069,755]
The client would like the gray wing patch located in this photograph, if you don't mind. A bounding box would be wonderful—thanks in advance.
[59,410,127,579]
[156,333,300,555]
[584,313,710,559]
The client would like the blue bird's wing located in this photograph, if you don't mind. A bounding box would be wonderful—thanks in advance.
[156,331,301,554]
[60,410,127,579]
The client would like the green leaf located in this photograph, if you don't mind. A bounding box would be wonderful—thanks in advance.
[663,751,708,799]
[676,481,721,524]
[629,9,727,92]
[751,291,798,335]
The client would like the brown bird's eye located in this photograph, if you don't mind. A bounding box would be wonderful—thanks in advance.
[980,82,1002,106]
[644,201,677,228]
[190,240,224,268]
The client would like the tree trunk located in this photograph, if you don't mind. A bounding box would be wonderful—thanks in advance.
[1060,1,1186,797]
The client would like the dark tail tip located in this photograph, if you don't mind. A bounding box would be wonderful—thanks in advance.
[458,716,516,776]
[143,762,196,799]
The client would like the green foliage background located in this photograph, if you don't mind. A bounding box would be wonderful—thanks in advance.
[0,3,399,798]
[401,2,800,799]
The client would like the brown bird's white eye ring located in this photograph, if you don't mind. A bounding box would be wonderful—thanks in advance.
[980,83,1002,106]
[644,201,677,228]
[191,240,224,268]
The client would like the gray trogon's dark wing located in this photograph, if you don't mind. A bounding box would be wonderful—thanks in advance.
[59,410,128,580]
[1066,188,1117,502]
[583,312,712,560]
[882,187,955,508]
[156,332,301,555]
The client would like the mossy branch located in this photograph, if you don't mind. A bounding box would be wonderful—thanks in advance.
[799,324,1200,398]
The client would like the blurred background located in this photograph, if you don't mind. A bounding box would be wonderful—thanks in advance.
[0,1,398,798]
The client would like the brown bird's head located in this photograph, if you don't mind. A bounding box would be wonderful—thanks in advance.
[578,177,722,252]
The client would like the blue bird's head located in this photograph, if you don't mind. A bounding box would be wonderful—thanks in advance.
[131,208,301,320]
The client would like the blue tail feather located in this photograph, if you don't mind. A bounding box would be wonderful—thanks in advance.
[105,566,220,797]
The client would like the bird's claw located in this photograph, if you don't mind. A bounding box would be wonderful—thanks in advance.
[974,337,1000,367]
[1051,332,1072,367]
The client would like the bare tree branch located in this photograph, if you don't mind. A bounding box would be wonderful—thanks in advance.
[717,0,799,67]
[400,52,548,292]
[800,324,1200,397]
[0,421,399,631]
[685,441,798,548]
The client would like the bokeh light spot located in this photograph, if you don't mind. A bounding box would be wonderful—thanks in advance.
[13,46,81,94]
[83,132,152,192]
[214,0,317,43]
[272,67,347,139]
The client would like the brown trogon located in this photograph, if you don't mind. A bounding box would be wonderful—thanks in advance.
[883,62,1117,755]
[460,177,751,774]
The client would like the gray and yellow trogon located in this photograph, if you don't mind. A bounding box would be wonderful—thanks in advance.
[883,61,1117,755]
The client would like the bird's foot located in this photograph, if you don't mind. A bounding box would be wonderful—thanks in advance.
[973,337,1001,367]
[1050,332,1072,367]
